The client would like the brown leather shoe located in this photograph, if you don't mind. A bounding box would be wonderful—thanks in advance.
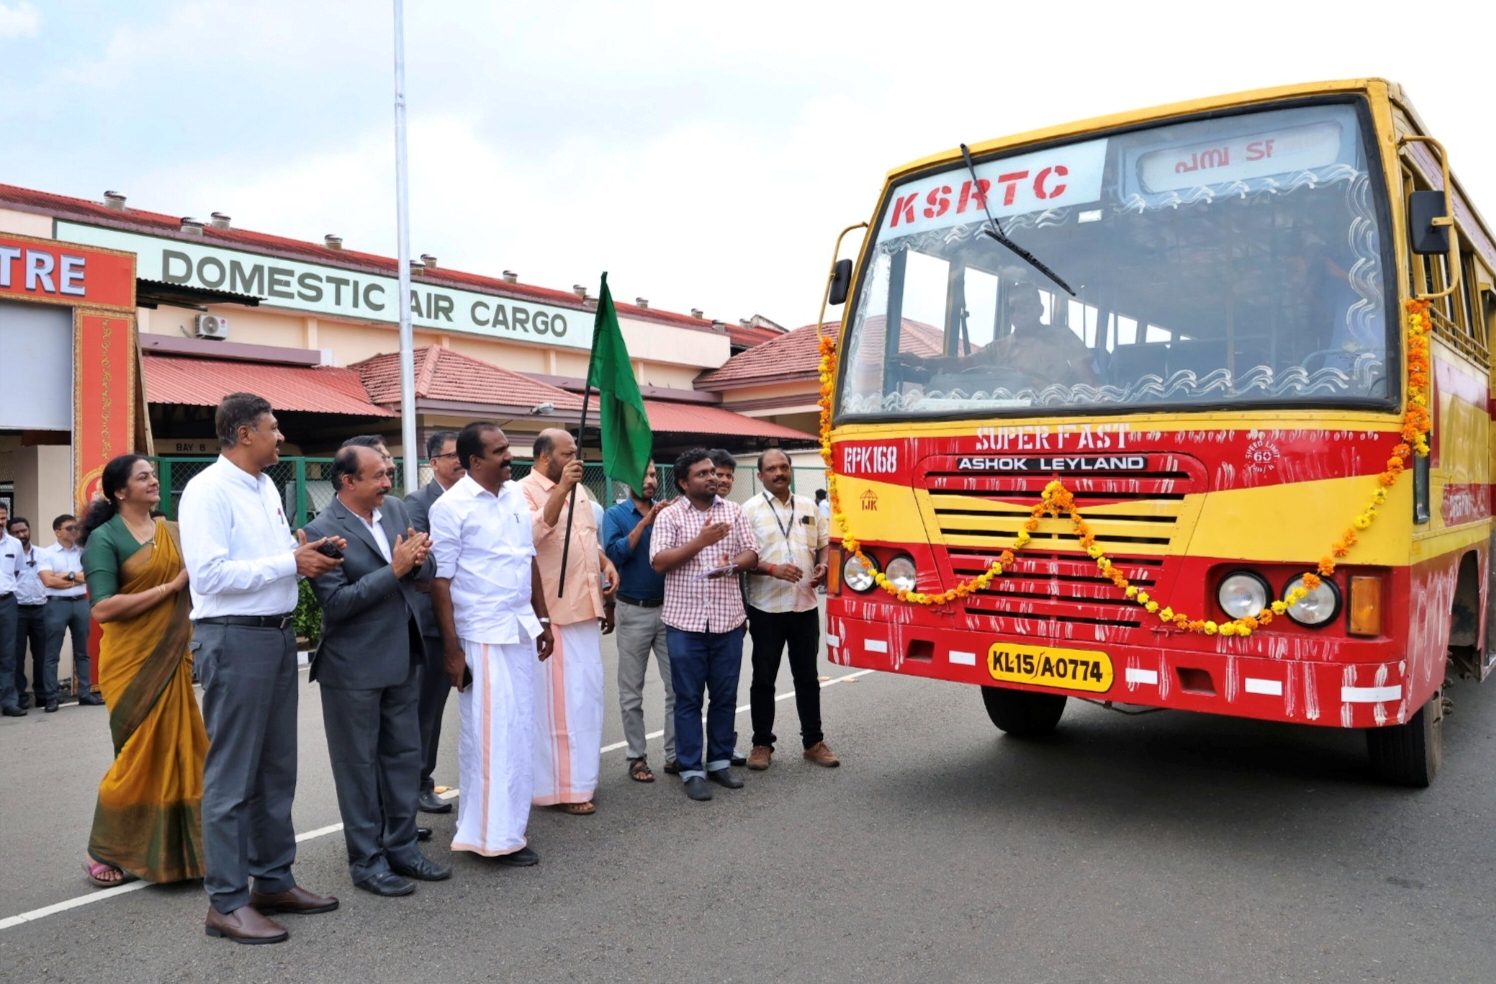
[803,741,840,767]
[249,885,340,915]
[746,745,772,771]
[205,905,289,945]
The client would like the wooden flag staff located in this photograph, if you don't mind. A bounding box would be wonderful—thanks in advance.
[557,277,602,598]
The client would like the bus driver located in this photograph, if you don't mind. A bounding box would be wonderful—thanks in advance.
[901,283,1097,391]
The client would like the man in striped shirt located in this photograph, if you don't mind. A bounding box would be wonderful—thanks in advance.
[649,448,758,802]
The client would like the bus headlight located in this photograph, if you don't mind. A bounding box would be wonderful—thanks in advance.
[1217,572,1270,620]
[885,555,917,592]
[843,553,877,593]
[1284,574,1340,627]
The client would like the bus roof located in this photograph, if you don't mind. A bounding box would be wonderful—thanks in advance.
[886,78,1496,281]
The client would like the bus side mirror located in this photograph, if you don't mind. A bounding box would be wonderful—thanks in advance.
[828,259,853,305]
[1410,190,1451,255]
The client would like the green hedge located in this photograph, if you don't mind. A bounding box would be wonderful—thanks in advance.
[294,577,322,648]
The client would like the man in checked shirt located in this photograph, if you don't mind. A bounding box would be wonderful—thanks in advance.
[650,448,759,802]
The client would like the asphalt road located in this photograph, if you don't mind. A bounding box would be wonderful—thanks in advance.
[2,616,1495,984]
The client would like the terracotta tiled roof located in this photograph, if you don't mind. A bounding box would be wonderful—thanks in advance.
[0,182,747,335]
[142,354,396,416]
[351,346,582,411]
[695,318,943,390]
[642,400,815,441]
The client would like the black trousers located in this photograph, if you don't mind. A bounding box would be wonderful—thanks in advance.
[747,606,823,750]
[14,603,48,701]
[416,632,449,794]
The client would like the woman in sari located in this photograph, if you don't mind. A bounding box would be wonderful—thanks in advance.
[79,454,207,887]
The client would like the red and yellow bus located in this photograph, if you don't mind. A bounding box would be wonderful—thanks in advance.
[819,79,1494,785]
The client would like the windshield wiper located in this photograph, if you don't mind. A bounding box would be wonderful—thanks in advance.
[959,143,1076,297]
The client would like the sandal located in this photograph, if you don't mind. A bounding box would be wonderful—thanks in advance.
[558,801,596,815]
[82,859,137,889]
[628,757,655,783]
[662,759,681,775]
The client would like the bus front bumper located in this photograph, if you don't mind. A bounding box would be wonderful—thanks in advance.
[824,609,1435,729]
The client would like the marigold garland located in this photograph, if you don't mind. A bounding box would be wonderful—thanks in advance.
[817,299,1434,635]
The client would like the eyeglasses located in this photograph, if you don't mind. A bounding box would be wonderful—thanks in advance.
[431,452,458,461]
[61,525,78,532]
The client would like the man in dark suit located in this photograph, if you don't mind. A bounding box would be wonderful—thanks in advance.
[305,445,450,896]
[403,430,464,815]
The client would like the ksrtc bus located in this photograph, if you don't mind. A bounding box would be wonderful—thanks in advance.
[818,79,1494,786]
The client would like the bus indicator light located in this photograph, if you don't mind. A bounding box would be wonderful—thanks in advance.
[1348,576,1383,637]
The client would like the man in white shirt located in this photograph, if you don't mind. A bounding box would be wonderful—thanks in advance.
[742,449,838,770]
[0,509,26,717]
[429,422,554,866]
[39,514,96,712]
[179,392,346,945]
[7,518,49,713]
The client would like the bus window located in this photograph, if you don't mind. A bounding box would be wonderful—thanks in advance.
[840,101,1395,418]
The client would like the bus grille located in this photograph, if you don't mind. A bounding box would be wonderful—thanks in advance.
[922,453,1206,630]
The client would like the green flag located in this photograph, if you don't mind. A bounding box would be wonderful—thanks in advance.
[586,273,652,493]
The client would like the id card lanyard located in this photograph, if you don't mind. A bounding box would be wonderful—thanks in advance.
[764,491,801,565]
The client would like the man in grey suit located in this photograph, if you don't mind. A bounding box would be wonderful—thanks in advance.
[403,430,464,815]
[305,445,451,897]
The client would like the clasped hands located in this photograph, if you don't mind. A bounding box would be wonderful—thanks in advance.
[391,528,431,578]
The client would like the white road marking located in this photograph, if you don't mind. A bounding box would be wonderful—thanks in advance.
[1125,668,1158,685]
[1,672,875,932]
[1244,678,1283,696]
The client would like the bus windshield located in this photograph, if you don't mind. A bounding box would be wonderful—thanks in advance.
[839,101,1395,419]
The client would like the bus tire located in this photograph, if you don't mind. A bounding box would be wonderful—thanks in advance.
[1366,695,1442,787]
[981,686,1066,737]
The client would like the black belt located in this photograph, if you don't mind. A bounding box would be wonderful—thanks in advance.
[616,594,663,609]
[196,613,296,629]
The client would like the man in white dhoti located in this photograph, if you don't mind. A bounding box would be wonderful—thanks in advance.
[429,423,554,866]
[519,429,620,816]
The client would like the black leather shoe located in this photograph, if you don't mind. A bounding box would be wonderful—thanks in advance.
[494,846,539,867]
[45,700,59,713]
[416,826,433,842]
[418,791,452,814]
[2,706,26,717]
[683,776,713,801]
[17,696,30,710]
[78,694,104,706]
[707,768,744,789]
[355,871,415,897]
[391,853,451,882]
[730,753,747,767]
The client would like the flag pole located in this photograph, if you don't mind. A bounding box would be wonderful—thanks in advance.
[392,0,418,496]
[558,273,604,597]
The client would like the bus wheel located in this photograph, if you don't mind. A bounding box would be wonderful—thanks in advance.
[1366,694,1442,787]
[981,686,1066,737]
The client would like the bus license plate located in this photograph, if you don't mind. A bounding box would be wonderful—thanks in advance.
[987,644,1114,693]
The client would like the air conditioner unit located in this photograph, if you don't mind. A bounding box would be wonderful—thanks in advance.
[194,314,228,340]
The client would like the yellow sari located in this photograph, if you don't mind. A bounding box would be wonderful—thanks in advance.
[88,519,207,883]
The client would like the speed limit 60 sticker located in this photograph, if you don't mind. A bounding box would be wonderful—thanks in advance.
[987,644,1114,693]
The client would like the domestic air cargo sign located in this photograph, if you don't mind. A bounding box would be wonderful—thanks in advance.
[55,221,592,352]
[875,139,1108,243]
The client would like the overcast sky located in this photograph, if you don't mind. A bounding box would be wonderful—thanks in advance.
[3,1,1492,329]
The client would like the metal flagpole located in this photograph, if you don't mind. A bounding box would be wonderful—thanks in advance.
[393,0,419,495]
